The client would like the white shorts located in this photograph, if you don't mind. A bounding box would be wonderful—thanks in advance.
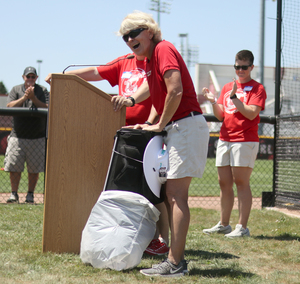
[4,136,46,173]
[215,140,259,168]
[163,113,209,179]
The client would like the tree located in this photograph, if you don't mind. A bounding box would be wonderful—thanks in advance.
[0,81,8,94]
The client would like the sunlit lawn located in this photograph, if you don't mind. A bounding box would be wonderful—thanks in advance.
[189,158,273,198]
[0,205,299,284]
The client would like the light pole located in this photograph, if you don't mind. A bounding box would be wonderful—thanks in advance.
[149,0,172,27]
[178,33,188,66]
[37,60,43,84]
[178,33,199,73]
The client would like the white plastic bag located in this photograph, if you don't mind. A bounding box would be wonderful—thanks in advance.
[80,190,160,271]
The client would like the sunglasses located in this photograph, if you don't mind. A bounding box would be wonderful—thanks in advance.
[26,75,36,79]
[233,65,252,70]
[123,28,146,42]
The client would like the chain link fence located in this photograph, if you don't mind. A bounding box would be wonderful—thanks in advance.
[274,114,300,210]
[188,116,275,209]
[280,0,300,115]
[0,109,47,204]
[271,0,300,210]
[0,109,275,210]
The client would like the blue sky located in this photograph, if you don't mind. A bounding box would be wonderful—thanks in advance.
[1,0,277,94]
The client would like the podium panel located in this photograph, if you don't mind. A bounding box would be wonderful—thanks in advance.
[43,74,125,253]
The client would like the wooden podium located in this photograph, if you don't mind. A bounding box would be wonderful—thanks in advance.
[42,74,126,254]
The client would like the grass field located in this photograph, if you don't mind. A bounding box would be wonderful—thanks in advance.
[189,158,273,198]
[0,205,299,283]
[0,155,272,198]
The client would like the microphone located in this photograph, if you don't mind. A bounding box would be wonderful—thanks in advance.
[62,54,135,74]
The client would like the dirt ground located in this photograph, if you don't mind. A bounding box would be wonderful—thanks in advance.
[188,196,300,218]
[188,196,262,210]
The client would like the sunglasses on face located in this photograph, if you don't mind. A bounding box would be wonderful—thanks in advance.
[233,65,252,70]
[122,28,146,42]
[26,75,36,79]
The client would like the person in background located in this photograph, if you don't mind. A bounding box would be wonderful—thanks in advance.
[112,11,209,277]
[45,54,170,256]
[5,67,49,204]
[202,50,267,238]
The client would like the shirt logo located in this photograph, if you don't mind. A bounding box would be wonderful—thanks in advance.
[120,68,146,97]
[224,88,248,114]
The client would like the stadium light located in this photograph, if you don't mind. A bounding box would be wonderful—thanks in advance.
[149,0,172,27]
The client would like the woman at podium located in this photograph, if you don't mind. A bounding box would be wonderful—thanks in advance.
[112,10,209,277]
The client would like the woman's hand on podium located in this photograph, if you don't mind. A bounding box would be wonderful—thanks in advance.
[111,95,133,111]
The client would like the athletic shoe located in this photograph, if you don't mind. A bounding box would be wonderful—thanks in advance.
[203,221,232,235]
[144,239,169,256]
[140,258,188,277]
[152,258,188,272]
[25,192,34,203]
[225,224,250,238]
[7,192,19,203]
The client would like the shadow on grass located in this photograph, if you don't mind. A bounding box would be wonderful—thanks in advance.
[141,249,238,262]
[141,254,166,261]
[254,233,300,241]
[189,267,256,279]
[122,266,257,280]
[185,249,239,260]
[121,253,254,280]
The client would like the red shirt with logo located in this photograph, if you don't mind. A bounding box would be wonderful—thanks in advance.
[217,79,266,142]
[146,41,202,122]
[97,54,152,125]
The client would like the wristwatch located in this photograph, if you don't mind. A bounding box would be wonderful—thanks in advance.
[128,96,135,107]
[230,94,237,99]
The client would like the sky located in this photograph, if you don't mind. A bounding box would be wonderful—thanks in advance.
[0,0,278,94]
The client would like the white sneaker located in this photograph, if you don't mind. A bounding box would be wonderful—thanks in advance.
[203,221,232,235]
[7,192,19,203]
[225,224,250,238]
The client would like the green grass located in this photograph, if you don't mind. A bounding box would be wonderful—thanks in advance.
[189,158,274,198]
[0,155,273,198]
[277,160,300,193]
[0,205,299,283]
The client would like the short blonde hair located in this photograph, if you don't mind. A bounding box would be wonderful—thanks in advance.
[118,11,162,44]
